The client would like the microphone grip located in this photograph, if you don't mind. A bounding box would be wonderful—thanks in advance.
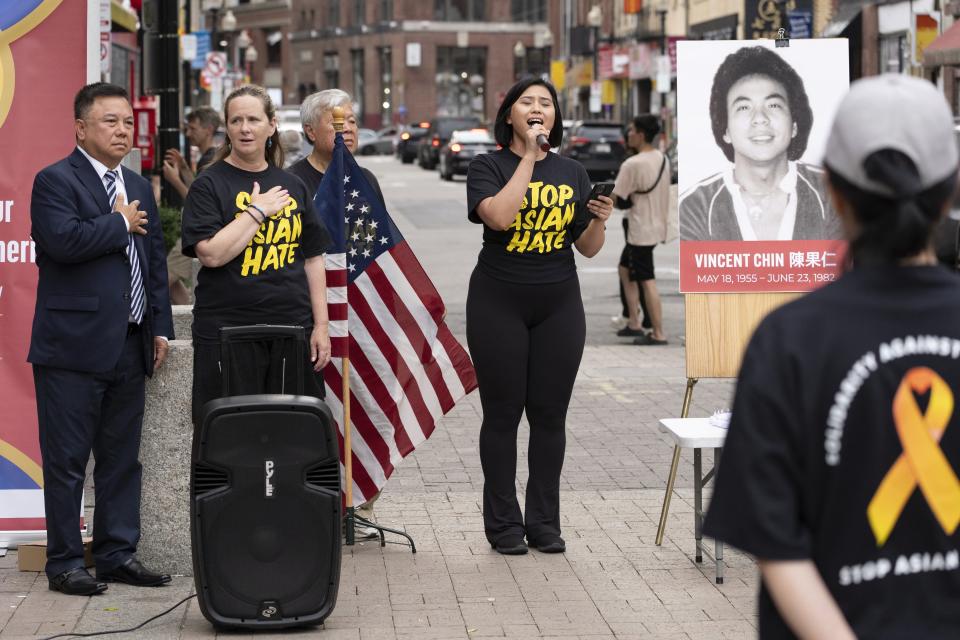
[536,134,550,152]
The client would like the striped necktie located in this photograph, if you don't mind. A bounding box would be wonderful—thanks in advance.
[104,169,145,324]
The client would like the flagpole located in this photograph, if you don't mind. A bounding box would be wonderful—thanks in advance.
[332,106,357,546]
[331,107,416,553]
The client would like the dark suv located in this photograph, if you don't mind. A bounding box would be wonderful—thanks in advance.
[560,121,626,181]
[417,116,482,170]
[396,122,430,164]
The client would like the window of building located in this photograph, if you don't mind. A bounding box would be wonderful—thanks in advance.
[511,0,546,22]
[327,0,340,28]
[354,0,366,24]
[267,34,282,66]
[380,0,393,21]
[352,48,365,121]
[436,46,487,119]
[379,47,393,124]
[514,46,549,80]
[434,0,485,21]
[324,52,339,89]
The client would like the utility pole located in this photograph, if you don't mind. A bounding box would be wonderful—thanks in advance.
[156,0,181,206]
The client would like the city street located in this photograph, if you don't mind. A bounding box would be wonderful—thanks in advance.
[0,155,753,639]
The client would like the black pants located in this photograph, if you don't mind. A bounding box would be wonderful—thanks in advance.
[192,330,325,425]
[466,269,585,544]
[34,329,145,578]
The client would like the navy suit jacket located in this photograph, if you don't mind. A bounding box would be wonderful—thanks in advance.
[29,148,174,376]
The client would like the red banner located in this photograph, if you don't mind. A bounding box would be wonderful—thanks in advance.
[0,0,90,538]
[679,240,848,293]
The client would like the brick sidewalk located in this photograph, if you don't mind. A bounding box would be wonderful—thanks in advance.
[0,344,756,639]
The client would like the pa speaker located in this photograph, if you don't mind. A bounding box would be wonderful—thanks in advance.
[191,395,341,629]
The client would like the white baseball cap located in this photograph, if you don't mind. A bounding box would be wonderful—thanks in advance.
[823,74,958,197]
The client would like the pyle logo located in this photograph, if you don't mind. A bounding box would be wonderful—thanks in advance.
[264,460,275,498]
[261,605,278,618]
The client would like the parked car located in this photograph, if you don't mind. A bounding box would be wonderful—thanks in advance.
[417,116,483,170]
[357,125,398,155]
[396,122,430,164]
[560,120,627,181]
[438,129,498,181]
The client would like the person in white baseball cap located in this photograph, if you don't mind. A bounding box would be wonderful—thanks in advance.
[704,74,960,640]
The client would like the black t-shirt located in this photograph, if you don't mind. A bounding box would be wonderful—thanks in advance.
[704,266,960,639]
[287,157,385,206]
[197,146,217,173]
[466,149,592,284]
[181,160,332,344]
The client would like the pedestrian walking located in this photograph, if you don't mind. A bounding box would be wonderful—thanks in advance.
[612,114,674,345]
[465,77,613,555]
[704,75,960,638]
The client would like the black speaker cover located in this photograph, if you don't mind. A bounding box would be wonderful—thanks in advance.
[192,395,341,629]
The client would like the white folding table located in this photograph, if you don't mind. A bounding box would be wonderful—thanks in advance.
[655,417,727,583]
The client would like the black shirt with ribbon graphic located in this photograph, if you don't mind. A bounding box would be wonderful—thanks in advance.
[704,265,960,639]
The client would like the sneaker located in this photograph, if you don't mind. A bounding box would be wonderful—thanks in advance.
[527,534,566,553]
[491,534,528,555]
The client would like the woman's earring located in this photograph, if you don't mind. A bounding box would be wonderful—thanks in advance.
[267,138,273,148]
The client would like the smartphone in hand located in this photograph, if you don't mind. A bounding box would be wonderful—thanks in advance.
[587,182,615,217]
[588,181,615,201]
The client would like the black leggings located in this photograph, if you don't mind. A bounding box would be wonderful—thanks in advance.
[466,268,586,544]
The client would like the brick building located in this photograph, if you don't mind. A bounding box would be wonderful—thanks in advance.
[289,0,553,128]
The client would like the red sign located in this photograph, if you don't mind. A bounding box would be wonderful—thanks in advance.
[0,0,90,537]
[624,0,643,14]
[679,240,847,293]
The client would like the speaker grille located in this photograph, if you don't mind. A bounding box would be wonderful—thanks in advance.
[193,462,229,496]
[304,461,340,492]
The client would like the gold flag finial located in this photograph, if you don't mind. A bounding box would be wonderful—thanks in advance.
[332,106,344,133]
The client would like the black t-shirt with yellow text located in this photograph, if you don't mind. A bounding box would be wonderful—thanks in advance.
[181,160,332,343]
[466,149,592,284]
[704,266,960,639]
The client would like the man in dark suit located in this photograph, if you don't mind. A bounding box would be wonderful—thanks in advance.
[29,83,174,596]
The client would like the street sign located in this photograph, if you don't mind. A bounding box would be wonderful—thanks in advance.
[100,0,110,76]
[205,51,227,79]
[406,43,421,67]
[181,34,198,62]
[192,31,211,70]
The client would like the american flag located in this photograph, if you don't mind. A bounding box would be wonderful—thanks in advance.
[314,133,478,504]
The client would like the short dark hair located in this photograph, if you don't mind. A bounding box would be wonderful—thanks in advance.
[493,78,564,149]
[631,114,661,144]
[709,46,812,162]
[187,106,222,132]
[74,83,129,120]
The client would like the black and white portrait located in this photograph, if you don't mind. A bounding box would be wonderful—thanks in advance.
[677,40,849,242]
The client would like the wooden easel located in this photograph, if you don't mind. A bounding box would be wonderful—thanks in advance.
[654,292,797,547]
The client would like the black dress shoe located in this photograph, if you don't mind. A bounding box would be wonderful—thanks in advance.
[98,557,171,587]
[49,568,108,596]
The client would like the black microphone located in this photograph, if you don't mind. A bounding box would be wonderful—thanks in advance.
[536,134,550,152]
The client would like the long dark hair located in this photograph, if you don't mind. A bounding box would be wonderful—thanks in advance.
[213,85,283,168]
[493,77,564,149]
[827,149,957,266]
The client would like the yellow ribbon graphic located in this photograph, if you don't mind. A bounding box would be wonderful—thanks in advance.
[867,367,960,546]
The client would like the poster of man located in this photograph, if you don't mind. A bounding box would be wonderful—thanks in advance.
[676,39,849,293]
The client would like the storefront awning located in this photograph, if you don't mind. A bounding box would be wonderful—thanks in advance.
[821,4,861,38]
[111,0,138,33]
[924,20,960,66]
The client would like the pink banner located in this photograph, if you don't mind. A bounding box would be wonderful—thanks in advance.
[679,240,847,293]
[0,0,89,536]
